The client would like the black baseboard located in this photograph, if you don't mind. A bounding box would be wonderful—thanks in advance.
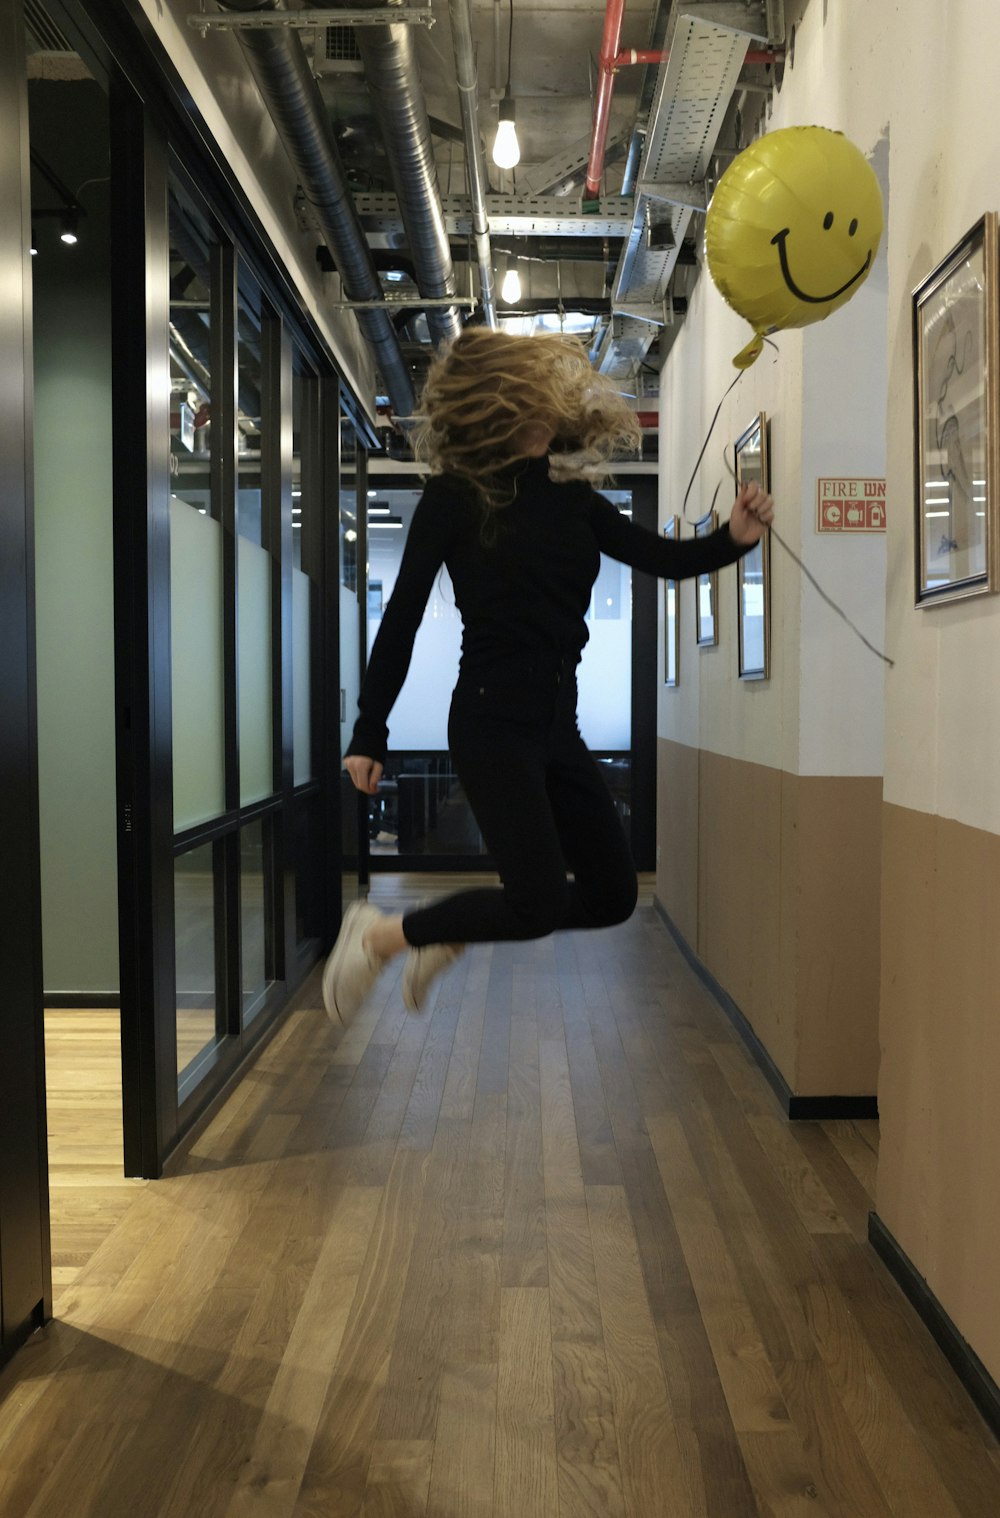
[869,1212,1000,1438]
[368,854,498,873]
[653,898,878,1122]
[43,993,121,1009]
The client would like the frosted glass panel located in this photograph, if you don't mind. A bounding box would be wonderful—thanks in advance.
[293,569,312,784]
[365,489,459,749]
[577,553,632,749]
[170,498,226,830]
[577,490,632,750]
[239,535,273,804]
[366,566,461,750]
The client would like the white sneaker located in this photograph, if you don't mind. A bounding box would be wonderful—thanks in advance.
[321,902,388,1026]
[402,943,464,1013]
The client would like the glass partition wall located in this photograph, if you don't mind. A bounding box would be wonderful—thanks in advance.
[116,153,347,1173]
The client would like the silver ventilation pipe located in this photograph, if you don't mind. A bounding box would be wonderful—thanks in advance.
[447,0,497,327]
[315,0,462,345]
[218,0,415,414]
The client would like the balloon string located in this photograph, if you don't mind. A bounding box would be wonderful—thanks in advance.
[680,368,744,526]
[680,345,895,670]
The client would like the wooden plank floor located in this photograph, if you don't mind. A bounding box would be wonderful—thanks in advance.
[43,1009,145,1293]
[13,877,1000,1516]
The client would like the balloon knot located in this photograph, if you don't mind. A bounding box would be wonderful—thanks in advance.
[732,332,765,369]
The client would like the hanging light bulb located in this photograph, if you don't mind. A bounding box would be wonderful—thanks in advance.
[59,209,79,245]
[492,93,520,170]
[501,262,521,305]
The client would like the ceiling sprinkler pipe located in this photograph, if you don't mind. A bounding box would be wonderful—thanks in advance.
[584,0,627,200]
[447,0,498,327]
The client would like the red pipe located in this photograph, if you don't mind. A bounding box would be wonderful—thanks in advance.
[584,0,627,199]
[584,26,785,199]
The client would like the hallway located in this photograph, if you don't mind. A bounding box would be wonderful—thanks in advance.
[9,888,1000,1517]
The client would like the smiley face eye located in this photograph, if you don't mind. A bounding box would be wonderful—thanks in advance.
[823,211,834,230]
[849,218,858,236]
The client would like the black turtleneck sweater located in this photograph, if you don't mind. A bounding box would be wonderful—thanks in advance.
[347,456,748,762]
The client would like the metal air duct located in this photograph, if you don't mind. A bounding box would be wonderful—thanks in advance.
[311,0,463,344]
[217,0,416,414]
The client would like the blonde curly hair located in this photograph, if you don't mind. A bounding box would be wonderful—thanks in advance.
[412,327,643,505]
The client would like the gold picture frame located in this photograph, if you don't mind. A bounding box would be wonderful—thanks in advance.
[735,413,771,680]
[914,212,1000,605]
[663,516,679,685]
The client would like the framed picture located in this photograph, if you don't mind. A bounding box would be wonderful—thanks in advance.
[695,510,719,647]
[735,414,771,680]
[662,516,679,685]
[914,212,1000,605]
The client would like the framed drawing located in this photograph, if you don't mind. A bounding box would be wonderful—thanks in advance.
[695,510,719,647]
[914,211,1000,605]
[663,517,679,685]
[735,413,771,680]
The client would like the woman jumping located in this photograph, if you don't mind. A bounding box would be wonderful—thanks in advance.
[322,327,774,1023]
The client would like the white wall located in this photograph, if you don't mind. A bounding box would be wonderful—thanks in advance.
[798,132,888,778]
[881,0,1000,836]
[658,0,890,785]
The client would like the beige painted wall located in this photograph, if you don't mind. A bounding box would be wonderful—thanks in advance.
[879,805,1000,1379]
[655,736,699,948]
[658,740,881,1097]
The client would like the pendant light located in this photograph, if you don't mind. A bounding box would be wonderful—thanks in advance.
[492,0,521,169]
[501,260,522,304]
[493,93,520,170]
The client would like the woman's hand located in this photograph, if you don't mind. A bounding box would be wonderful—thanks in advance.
[728,481,774,546]
[345,755,384,795]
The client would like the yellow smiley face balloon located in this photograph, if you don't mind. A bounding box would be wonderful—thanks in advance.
[705,126,884,368]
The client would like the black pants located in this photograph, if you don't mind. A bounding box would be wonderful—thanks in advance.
[402,665,638,947]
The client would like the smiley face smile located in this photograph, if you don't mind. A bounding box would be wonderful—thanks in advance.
[770,226,872,304]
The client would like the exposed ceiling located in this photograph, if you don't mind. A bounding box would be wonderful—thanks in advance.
[291,0,789,392]
[25,0,791,432]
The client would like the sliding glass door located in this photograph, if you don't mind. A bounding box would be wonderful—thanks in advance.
[114,116,344,1175]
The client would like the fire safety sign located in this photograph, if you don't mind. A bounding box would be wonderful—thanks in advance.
[817,478,887,532]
